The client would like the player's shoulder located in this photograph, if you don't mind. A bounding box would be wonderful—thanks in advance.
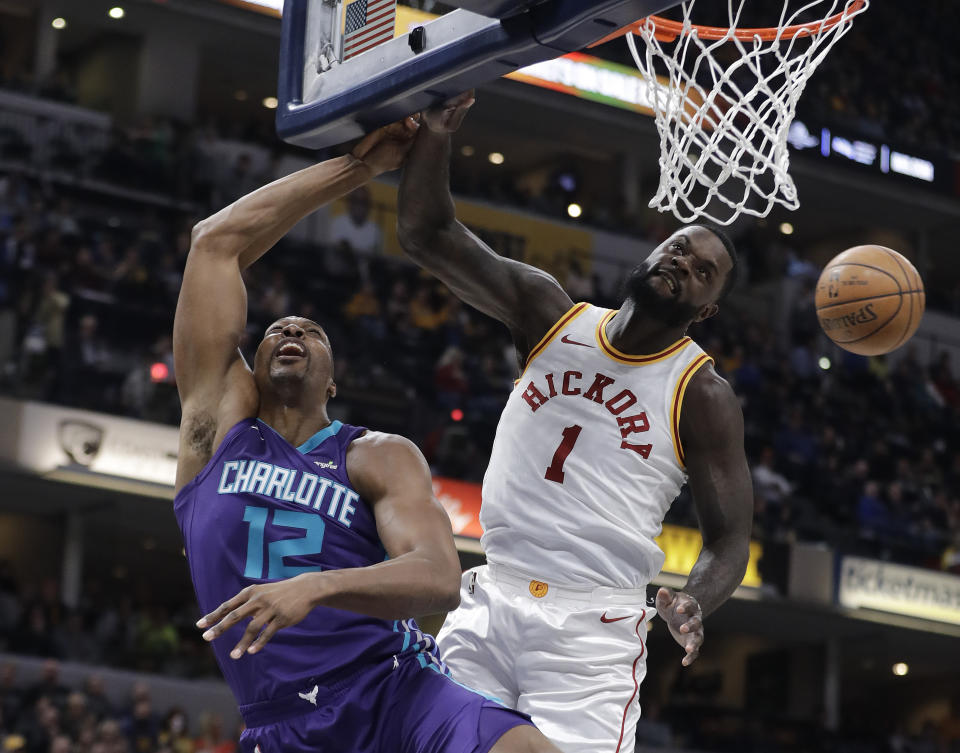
[346,431,429,470]
[345,431,432,500]
[680,363,743,441]
[683,361,740,409]
[686,361,736,403]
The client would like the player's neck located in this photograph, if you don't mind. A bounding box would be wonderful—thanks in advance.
[607,300,689,355]
[258,394,333,448]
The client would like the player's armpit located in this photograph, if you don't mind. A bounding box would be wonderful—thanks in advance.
[676,366,753,616]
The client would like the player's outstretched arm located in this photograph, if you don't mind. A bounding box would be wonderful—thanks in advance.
[195,433,461,658]
[173,121,418,492]
[397,93,573,362]
[657,365,752,666]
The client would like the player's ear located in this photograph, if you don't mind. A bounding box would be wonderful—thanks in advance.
[327,380,337,400]
[696,303,719,322]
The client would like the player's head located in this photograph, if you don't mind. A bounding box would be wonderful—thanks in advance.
[622,224,738,327]
[252,316,336,402]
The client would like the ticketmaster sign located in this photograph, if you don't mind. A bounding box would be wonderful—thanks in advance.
[838,556,960,626]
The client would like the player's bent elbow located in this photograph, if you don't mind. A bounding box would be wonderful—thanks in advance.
[190,218,216,248]
[188,219,225,258]
[435,571,461,612]
[396,221,434,258]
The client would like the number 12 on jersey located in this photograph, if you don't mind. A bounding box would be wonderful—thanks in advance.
[242,505,325,580]
[544,425,582,484]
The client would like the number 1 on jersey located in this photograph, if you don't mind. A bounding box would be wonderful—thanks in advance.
[545,424,582,484]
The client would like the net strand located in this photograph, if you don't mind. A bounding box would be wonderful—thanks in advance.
[628,0,869,225]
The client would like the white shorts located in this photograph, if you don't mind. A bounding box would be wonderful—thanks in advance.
[437,564,654,753]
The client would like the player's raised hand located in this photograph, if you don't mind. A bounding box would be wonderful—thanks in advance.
[655,587,704,667]
[352,116,420,175]
[196,574,323,659]
[421,90,475,133]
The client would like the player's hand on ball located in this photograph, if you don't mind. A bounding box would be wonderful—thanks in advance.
[352,116,420,175]
[196,574,321,659]
[421,90,475,133]
[655,587,703,667]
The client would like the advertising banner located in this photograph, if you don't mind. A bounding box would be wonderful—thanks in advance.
[4,399,180,491]
[838,556,960,626]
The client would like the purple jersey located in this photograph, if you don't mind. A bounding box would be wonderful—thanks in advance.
[174,418,441,709]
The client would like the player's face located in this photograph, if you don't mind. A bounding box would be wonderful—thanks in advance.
[624,226,731,326]
[252,316,336,400]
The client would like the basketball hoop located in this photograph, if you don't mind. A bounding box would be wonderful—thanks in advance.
[596,0,869,225]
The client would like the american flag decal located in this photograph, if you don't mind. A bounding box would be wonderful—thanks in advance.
[343,0,396,61]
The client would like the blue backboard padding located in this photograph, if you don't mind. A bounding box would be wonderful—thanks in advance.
[443,0,543,18]
[277,0,678,149]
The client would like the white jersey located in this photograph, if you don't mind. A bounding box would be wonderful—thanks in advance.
[480,302,712,588]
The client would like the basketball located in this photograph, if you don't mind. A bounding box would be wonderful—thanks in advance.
[814,245,925,356]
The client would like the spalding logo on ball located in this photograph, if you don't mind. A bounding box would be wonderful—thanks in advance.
[815,245,925,356]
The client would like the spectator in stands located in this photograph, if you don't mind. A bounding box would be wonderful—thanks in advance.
[0,664,23,732]
[53,612,99,665]
[49,734,72,753]
[384,279,411,329]
[19,272,69,399]
[122,682,157,753]
[61,691,90,741]
[97,718,130,753]
[157,708,193,753]
[434,346,469,410]
[215,153,263,208]
[328,186,381,280]
[135,607,178,673]
[10,607,56,659]
[774,408,819,478]
[61,314,112,407]
[932,351,960,408]
[342,280,386,343]
[259,269,293,321]
[82,675,112,723]
[564,258,594,301]
[408,282,450,331]
[752,447,792,507]
[193,712,235,753]
[112,246,150,303]
[858,480,890,539]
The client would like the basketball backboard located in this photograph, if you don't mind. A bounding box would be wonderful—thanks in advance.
[277,0,681,148]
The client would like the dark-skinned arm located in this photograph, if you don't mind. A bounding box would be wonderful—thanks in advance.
[397,94,572,362]
[195,433,461,659]
[655,365,753,666]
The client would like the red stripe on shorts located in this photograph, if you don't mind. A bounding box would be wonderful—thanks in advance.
[615,610,647,753]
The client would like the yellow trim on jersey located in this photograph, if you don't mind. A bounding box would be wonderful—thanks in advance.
[516,302,590,381]
[670,354,714,467]
[595,309,693,365]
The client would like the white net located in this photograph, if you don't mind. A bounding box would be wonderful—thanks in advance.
[627,0,869,225]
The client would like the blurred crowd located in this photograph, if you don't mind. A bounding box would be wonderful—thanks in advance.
[0,659,236,753]
[0,566,216,680]
[804,0,960,155]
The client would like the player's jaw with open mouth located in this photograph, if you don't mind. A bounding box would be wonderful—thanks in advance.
[652,267,681,296]
[274,339,308,363]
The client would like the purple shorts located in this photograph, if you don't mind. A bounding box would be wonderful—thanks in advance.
[237,655,534,753]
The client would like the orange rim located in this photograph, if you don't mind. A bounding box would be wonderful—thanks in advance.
[589,0,866,46]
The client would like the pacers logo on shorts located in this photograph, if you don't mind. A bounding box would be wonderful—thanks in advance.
[528,580,549,598]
